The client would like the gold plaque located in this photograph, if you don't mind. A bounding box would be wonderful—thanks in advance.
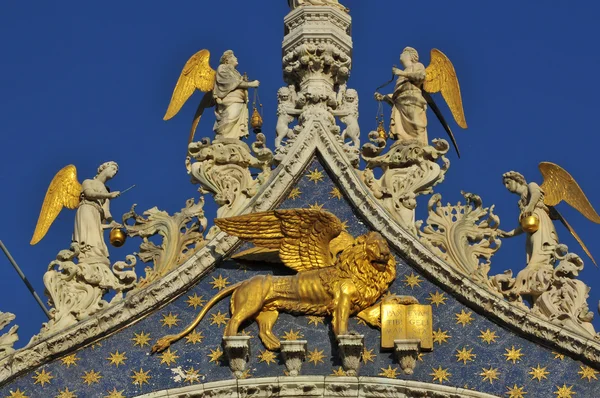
[381,302,433,351]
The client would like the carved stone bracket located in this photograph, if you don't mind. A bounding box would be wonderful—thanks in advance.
[187,136,273,219]
[123,198,208,290]
[0,313,18,358]
[417,191,502,293]
[337,334,364,376]
[394,339,420,375]
[281,340,308,376]
[361,139,450,235]
[223,336,251,379]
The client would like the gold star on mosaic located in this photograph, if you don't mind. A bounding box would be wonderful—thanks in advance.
[282,329,304,341]
[307,168,324,184]
[186,293,206,309]
[184,367,202,384]
[91,342,102,350]
[506,384,527,398]
[240,369,252,379]
[379,365,399,379]
[362,347,376,363]
[104,388,126,398]
[161,312,179,328]
[455,347,476,364]
[430,366,451,384]
[331,367,347,376]
[529,364,549,382]
[578,365,598,382]
[258,350,278,365]
[553,352,565,360]
[33,369,53,386]
[479,329,498,344]
[82,370,102,386]
[107,350,127,367]
[554,384,576,398]
[55,387,77,398]
[432,328,451,345]
[403,272,422,289]
[307,348,325,365]
[185,330,204,345]
[339,220,349,232]
[240,329,253,337]
[60,354,79,368]
[504,346,524,364]
[131,368,151,387]
[159,348,179,366]
[418,352,424,361]
[427,291,447,307]
[288,188,302,200]
[455,309,474,327]
[6,389,28,398]
[208,347,223,363]
[132,331,151,347]
[210,275,230,290]
[330,187,343,200]
[480,367,500,384]
[210,311,229,327]
[309,202,324,211]
[308,316,325,326]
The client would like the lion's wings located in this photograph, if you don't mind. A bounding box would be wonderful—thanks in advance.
[215,209,344,272]
[423,48,468,129]
[31,165,82,245]
[163,49,216,121]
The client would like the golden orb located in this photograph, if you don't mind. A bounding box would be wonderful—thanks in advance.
[109,228,127,247]
[520,214,540,233]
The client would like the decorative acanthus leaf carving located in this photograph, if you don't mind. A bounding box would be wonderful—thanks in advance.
[361,139,450,235]
[0,313,18,357]
[123,198,208,290]
[417,192,502,291]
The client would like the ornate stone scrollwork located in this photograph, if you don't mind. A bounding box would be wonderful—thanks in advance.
[123,198,208,290]
[417,192,502,291]
[0,313,18,357]
[223,335,251,379]
[281,340,307,376]
[35,244,137,341]
[186,135,273,218]
[337,334,364,376]
[361,139,450,235]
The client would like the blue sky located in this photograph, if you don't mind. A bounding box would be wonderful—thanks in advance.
[1,0,600,345]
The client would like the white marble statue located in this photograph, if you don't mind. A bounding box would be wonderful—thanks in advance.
[336,86,360,147]
[0,312,18,356]
[213,51,260,140]
[275,86,298,148]
[288,0,348,12]
[375,47,428,145]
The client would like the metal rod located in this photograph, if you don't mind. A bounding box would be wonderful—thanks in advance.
[120,184,136,195]
[0,240,51,319]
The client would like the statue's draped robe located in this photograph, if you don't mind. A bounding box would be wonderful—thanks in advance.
[73,179,111,266]
[213,64,249,140]
[390,63,428,145]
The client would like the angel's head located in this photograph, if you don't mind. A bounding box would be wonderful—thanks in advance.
[97,161,119,180]
[400,47,419,67]
[220,50,238,67]
[502,171,527,194]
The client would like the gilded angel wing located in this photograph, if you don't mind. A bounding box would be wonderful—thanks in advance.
[215,209,344,272]
[423,49,468,129]
[163,49,216,121]
[31,165,82,245]
[539,162,600,223]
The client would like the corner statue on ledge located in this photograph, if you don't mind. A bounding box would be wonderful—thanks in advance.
[288,0,348,12]
[163,49,260,143]
[153,209,396,352]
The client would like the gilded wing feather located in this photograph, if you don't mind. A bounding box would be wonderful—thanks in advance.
[31,165,82,245]
[163,49,216,121]
[539,162,600,223]
[550,208,597,266]
[423,49,468,129]
[215,209,344,272]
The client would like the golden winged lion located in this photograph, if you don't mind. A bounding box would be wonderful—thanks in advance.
[152,209,396,352]
[375,47,467,156]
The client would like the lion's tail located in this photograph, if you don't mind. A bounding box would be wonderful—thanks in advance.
[151,282,241,353]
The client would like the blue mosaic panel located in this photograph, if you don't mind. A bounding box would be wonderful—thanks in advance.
[1,157,598,398]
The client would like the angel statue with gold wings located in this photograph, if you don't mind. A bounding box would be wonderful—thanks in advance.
[499,162,600,300]
[31,162,122,266]
[164,49,260,144]
[152,209,396,353]
[375,47,467,156]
